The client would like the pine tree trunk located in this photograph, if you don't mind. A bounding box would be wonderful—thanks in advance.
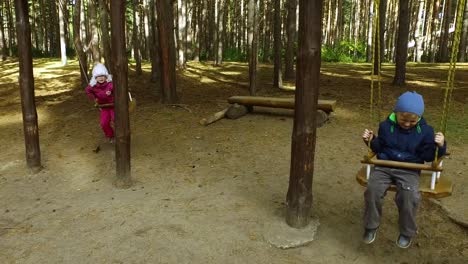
[6,0,15,56]
[366,0,374,62]
[393,0,411,86]
[14,0,42,173]
[0,0,7,60]
[58,0,67,65]
[286,0,322,228]
[285,0,297,80]
[99,0,113,68]
[73,0,89,87]
[273,0,282,88]
[439,0,451,62]
[132,0,142,75]
[149,0,160,83]
[110,0,132,188]
[458,0,468,62]
[177,0,186,67]
[374,0,387,73]
[88,0,101,63]
[429,1,441,62]
[414,0,426,62]
[247,0,257,95]
[156,0,179,103]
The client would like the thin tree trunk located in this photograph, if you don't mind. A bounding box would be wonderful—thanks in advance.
[149,0,160,82]
[132,0,142,75]
[58,0,67,65]
[14,0,42,173]
[247,0,257,95]
[177,0,186,67]
[285,0,297,80]
[110,0,132,188]
[0,0,7,60]
[393,0,411,86]
[88,0,101,63]
[439,0,451,62]
[99,0,113,68]
[374,0,387,73]
[458,0,468,61]
[73,0,89,87]
[49,0,59,56]
[6,0,15,56]
[367,0,374,62]
[215,0,224,65]
[156,0,179,103]
[414,0,425,62]
[286,0,322,228]
[273,0,282,88]
[429,1,441,62]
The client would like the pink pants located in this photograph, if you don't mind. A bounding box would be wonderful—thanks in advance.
[100,108,115,138]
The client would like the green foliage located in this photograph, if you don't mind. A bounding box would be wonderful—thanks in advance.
[224,48,246,62]
[321,40,366,63]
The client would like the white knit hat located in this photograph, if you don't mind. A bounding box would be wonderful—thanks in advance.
[89,63,113,86]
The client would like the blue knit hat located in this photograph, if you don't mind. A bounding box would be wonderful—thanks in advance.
[394,91,425,116]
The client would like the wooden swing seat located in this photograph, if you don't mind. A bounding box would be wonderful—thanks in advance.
[355,162,453,199]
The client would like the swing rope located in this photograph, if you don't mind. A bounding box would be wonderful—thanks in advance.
[368,0,381,152]
[434,0,466,162]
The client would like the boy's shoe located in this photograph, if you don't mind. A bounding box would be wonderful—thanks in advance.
[396,234,413,249]
[108,137,115,144]
[363,228,378,244]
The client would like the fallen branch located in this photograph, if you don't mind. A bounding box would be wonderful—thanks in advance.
[199,108,229,126]
[167,104,193,113]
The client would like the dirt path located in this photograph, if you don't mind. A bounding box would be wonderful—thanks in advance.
[0,60,467,263]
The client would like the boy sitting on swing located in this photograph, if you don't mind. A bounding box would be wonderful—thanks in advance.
[361,91,447,248]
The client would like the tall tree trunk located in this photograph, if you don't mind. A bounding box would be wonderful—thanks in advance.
[366,0,374,62]
[6,0,15,56]
[58,0,67,65]
[149,0,161,82]
[439,0,452,62]
[273,0,282,88]
[14,0,42,173]
[215,0,224,65]
[458,0,468,61]
[429,1,441,62]
[177,0,186,67]
[48,0,59,56]
[0,0,7,60]
[247,0,257,95]
[110,0,132,188]
[286,0,322,228]
[374,0,387,73]
[73,0,89,87]
[393,0,411,86]
[99,0,113,69]
[88,0,101,63]
[285,0,297,80]
[414,0,425,62]
[156,0,179,103]
[193,0,201,61]
[133,0,142,75]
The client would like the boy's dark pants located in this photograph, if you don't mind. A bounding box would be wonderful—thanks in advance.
[364,166,421,237]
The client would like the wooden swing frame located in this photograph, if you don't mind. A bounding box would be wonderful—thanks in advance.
[355,153,453,199]
[355,0,467,199]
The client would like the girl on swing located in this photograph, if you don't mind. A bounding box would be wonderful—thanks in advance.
[361,91,447,248]
[85,63,115,143]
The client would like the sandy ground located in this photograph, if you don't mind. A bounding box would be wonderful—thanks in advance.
[0,60,467,263]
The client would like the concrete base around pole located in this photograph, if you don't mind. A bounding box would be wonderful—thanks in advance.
[263,217,320,249]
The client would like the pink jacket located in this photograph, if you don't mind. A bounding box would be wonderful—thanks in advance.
[85,81,114,105]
